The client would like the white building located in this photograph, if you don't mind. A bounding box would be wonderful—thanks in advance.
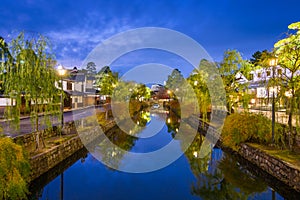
[242,65,299,109]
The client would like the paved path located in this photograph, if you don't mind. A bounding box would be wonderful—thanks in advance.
[1,106,106,137]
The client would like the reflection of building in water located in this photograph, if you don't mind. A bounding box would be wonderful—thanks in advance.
[150,84,169,99]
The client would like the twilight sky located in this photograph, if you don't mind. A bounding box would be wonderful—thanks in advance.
[1,0,299,76]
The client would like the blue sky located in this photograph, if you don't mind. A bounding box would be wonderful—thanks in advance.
[1,0,299,76]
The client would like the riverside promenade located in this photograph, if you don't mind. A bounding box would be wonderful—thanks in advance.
[0,106,106,137]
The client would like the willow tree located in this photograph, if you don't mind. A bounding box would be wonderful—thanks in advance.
[274,21,300,149]
[218,50,251,113]
[0,36,13,93]
[187,60,211,121]
[4,32,60,150]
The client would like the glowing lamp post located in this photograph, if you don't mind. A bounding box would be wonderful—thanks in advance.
[269,58,278,144]
[57,65,67,129]
[57,65,67,200]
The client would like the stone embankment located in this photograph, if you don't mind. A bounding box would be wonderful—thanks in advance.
[13,119,116,182]
[188,114,300,192]
[239,143,300,192]
[30,136,84,181]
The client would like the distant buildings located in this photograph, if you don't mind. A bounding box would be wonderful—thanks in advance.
[150,84,169,100]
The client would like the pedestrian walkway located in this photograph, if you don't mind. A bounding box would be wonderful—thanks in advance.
[0,105,106,137]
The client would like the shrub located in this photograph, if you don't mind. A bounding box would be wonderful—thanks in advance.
[0,137,30,199]
[222,113,283,150]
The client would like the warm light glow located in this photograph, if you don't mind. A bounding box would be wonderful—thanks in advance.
[167,118,171,123]
[193,151,198,158]
[57,65,66,76]
[285,90,292,98]
[167,90,171,94]
[250,98,256,104]
[269,58,278,66]
[194,80,198,86]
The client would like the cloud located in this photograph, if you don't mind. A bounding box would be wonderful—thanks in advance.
[46,16,134,68]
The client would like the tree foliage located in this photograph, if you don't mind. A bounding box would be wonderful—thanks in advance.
[187,61,211,120]
[0,37,12,93]
[218,50,252,113]
[250,50,271,67]
[274,21,300,149]
[86,62,97,75]
[250,50,272,67]
[222,113,284,150]
[0,137,30,199]
[165,69,185,101]
[3,32,60,149]
[95,66,118,95]
[130,84,151,101]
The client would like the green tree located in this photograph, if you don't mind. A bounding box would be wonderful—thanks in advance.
[218,50,251,113]
[274,21,300,149]
[95,66,118,96]
[0,36,13,64]
[4,32,60,150]
[86,61,97,75]
[187,60,211,120]
[0,37,13,93]
[0,137,30,199]
[131,84,151,101]
[165,69,185,101]
[250,50,271,67]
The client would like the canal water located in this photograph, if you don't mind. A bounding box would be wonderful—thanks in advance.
[29,110,299,200]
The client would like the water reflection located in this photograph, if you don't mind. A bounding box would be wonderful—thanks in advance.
[29,110,300,199]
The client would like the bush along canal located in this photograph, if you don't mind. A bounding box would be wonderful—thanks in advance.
[27,110,300,200]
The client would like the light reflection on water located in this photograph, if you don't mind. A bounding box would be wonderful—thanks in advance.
[29,111,293,200]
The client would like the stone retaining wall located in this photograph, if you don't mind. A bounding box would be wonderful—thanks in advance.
[13,121,76,148]
[29,136,84,181]
[239,143,300,192]
[186,116,300,192]
[28,119,116,182]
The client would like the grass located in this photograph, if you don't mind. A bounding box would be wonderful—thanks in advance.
[248,143,300,170]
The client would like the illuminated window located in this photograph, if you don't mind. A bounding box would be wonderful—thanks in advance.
[257,72,261,78]
[249,74,254,80]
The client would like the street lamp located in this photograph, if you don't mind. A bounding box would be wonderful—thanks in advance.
[269,57,278,144]
[167,90,171,101]
[57,65,67,129]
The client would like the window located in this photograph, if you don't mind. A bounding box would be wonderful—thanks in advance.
[67,82,72,90]
[266,71,271,77]
[257,72,261,78]
[277,69,282,76]
[249,74,254,80]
